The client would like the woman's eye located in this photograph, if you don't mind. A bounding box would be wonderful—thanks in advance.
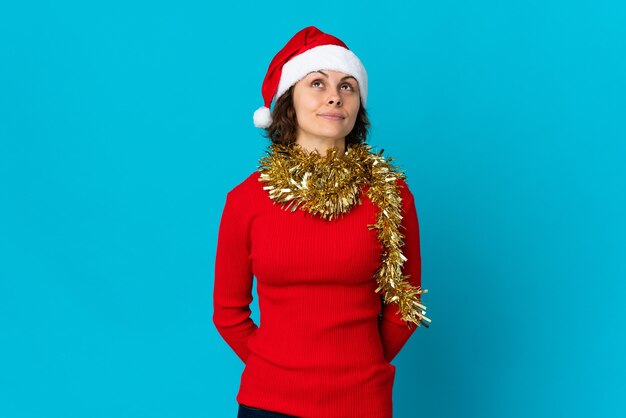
[311,80,323,87]
[341,83,354,91]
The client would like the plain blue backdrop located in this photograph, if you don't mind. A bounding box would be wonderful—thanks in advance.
[1,1,625,417]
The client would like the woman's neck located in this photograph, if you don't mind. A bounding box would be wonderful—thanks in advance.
[295,135,346,156]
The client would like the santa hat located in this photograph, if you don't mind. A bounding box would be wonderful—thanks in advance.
[253,26,368,129]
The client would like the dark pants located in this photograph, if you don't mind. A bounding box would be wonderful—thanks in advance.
[237,403,298,418]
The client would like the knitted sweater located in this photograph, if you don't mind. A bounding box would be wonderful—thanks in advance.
[213,170,422,418]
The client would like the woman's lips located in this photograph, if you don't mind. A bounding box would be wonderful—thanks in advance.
[318,113,345,121]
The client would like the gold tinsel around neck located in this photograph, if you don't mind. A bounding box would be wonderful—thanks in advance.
[257,141,431,329]
[257,142,374,220]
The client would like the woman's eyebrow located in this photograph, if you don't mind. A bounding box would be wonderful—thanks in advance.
[310,70,357,82]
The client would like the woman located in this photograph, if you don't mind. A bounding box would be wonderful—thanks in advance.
[213,26,430,418]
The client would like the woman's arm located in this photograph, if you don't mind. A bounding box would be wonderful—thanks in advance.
[213,190,258,364]
[378,180,423,363]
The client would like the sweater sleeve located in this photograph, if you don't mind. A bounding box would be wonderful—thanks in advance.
[213,190,258,364]
[378,180,423,363]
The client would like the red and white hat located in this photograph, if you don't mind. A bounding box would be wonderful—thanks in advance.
[253,26,368,129]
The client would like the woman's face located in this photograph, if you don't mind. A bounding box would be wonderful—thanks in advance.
[292,70,361,144]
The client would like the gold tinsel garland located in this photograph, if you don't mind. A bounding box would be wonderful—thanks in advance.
[257,142,430,329]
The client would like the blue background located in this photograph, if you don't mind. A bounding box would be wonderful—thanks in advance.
[1,1,625,417]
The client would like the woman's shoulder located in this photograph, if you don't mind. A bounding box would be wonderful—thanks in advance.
[226,170,263,201]
[394,177,415,202]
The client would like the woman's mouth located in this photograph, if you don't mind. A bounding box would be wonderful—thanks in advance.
[318,113,345,121]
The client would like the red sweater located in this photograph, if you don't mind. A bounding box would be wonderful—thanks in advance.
[213,170,423,418]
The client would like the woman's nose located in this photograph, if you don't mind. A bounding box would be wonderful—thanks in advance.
[327,95,342,106]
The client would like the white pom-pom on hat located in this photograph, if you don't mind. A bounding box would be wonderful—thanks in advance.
[253,106,272,129]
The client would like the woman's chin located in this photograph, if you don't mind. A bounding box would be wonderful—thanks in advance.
[313,129,350,142]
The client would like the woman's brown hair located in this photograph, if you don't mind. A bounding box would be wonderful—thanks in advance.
[262,86,371,146]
